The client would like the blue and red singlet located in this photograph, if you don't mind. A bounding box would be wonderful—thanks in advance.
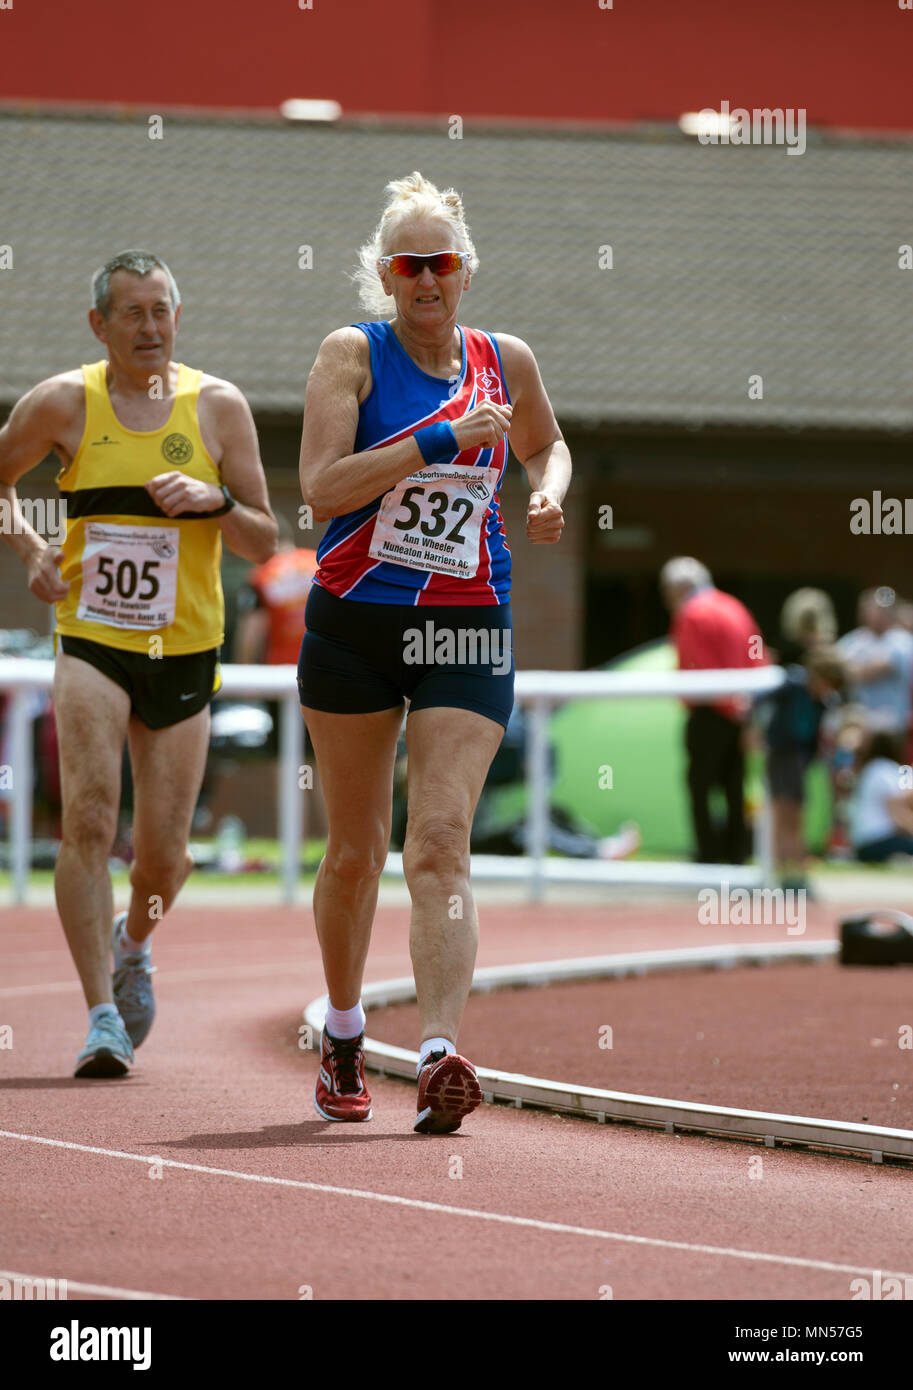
[313,321,512,606]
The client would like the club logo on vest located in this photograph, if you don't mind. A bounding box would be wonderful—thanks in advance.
[161,433,194,465]
[476,368,500,401]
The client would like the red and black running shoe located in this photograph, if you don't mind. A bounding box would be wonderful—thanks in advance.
[314,1029,372,1122]
[414,1051,482,1135]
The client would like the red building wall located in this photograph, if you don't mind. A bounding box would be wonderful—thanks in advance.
[1,0,910,132]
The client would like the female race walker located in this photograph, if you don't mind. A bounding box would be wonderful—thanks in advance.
[298,172,571,1134]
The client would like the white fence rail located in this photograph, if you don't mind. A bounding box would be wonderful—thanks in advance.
[0,658,785,905]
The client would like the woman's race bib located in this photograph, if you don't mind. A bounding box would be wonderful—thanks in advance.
[368,463,500,578]
[77,522,180,630]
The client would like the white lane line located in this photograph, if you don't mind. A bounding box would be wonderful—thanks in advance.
[0,961,305,999]
[2,1129,909,1281]
[0,981,80,998]
[0,1269,187,1301]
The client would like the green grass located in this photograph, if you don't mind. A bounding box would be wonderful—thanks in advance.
[0,836,329,892]
[0,868,321,891]
[1,839,900,896]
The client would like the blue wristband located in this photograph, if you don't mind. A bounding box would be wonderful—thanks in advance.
[414,420,459,465]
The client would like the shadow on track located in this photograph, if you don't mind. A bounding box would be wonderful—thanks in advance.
[0,1076,140,1088]
[146,1121,435,1149]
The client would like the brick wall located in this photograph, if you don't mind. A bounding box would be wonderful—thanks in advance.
[498,469,583,671]
[0,462,59,642]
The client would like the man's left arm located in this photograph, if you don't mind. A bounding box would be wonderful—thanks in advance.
[145,382,278,563]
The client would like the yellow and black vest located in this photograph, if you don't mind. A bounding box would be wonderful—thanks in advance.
[56,362,224,655]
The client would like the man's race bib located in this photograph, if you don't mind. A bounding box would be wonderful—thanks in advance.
[77,522,180,630]
[368,463,500,578]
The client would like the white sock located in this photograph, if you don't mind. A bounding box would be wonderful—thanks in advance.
[114,915,150,958]
[417,1036,455,1075]
[89,1003,119,1027]
[121,927,150,955]
[325,1001,366,1039]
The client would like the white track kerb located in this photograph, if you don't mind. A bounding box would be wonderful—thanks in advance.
[303,942,913,1167]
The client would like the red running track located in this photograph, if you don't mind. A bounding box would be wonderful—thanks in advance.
[1,899,912,1301]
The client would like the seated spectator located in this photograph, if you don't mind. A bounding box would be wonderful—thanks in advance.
[827,704,868,858]
[849,730,913,863]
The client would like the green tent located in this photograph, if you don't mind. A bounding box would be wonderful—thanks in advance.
[548,641,831,858]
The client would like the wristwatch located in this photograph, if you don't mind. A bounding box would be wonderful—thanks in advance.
[209,484,236,517]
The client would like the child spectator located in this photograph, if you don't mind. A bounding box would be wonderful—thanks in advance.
[755,645,846,890]
[849,731,913,863]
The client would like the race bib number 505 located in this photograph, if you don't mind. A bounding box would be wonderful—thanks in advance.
[77,522,180,630]
[368,463,500,578]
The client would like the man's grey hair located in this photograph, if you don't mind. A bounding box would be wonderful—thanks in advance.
[91,250,181,318]
[659,556,713,594]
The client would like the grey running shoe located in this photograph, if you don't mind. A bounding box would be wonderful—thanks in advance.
[112,913,157,1048]
[74,1011,134,1078]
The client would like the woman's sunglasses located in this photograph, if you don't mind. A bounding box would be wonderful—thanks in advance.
[378,251,469,278]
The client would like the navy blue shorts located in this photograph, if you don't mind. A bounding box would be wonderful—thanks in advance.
[297,585,515,729]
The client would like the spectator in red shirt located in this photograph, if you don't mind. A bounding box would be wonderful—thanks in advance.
[660,557,765,865]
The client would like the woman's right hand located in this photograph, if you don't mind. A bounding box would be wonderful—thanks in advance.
[450,401,512,452]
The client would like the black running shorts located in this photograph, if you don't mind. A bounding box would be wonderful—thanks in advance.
[766,746,813,803]
[58,634,221,730]
[297,585,515,729]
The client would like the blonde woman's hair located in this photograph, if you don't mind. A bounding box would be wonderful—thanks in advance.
[780,588,837,646]
[353,171,479,317]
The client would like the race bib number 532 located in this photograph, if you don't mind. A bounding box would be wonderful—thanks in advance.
[77,522,180,630]
[368,463,500,578]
